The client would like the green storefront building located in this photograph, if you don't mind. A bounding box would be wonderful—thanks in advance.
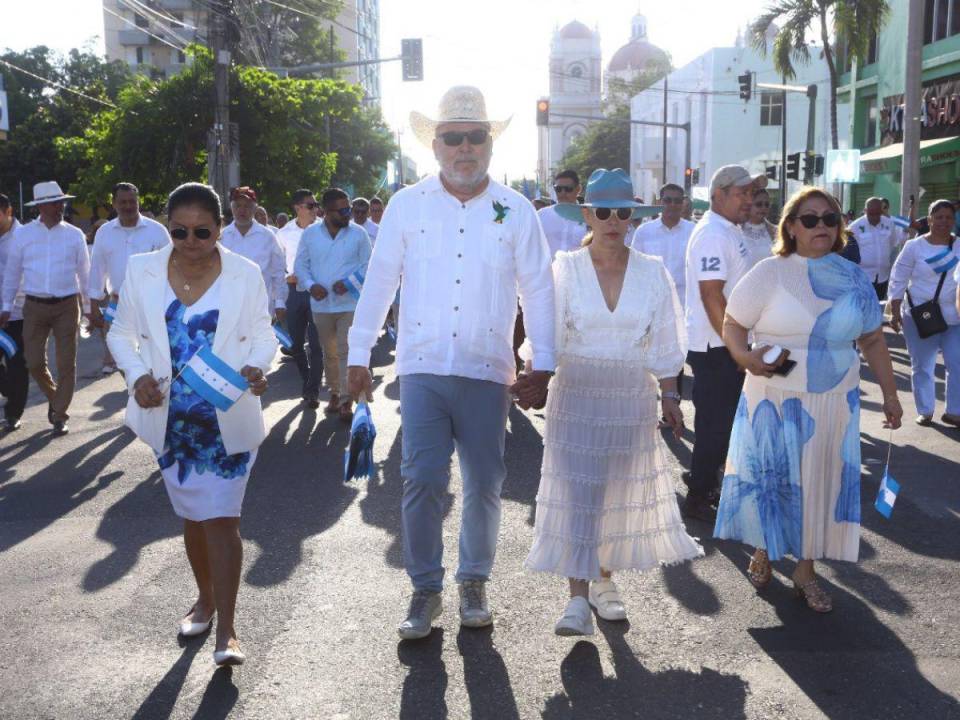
[839,0,960,214]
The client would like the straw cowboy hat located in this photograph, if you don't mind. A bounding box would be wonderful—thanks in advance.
[25,181,75,207]
[410,85,512,147]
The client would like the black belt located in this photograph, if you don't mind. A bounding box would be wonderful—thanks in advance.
[25,294,77,305]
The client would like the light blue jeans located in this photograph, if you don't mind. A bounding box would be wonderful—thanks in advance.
[901,314,960,417]
[399,373,512,592]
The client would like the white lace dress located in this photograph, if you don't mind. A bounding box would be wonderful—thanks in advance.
[525,248,704,580]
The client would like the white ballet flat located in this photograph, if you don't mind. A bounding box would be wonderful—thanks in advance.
[213,646,246,666]
[179,607,215,637]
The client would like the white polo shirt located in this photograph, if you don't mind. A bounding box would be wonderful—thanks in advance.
[219,220,287,310]
[347,174,556,385]
[630,217,694,305]
[87,215,170,300]
[537,204,587,258]
[848,215,900,284]
[684,210,749,352]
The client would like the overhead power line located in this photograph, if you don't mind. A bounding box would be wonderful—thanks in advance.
[121,0,198,29]
[0,58,120,110]
[103,5,188,52]
[116,0,194,47]
[259,0,371,40]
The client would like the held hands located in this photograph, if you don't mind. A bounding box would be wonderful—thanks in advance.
[510,371,551,410]
[309,284,328,301]
[286,273,298,285]
[133,374,165,408]
[661,398,684,439]
[332,280,348,296]
[348,365,373,402]
[241,366,268,396]
[741,345,785,378]
[882,393,904,430]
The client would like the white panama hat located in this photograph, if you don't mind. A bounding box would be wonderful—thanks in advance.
[25,181,75,207]
[409,85,512,147]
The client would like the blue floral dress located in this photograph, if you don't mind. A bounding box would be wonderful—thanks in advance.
[157,281,255,521]
[713,253,882,562]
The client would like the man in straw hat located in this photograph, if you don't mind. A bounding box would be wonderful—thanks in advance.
[347,85,556,640]
[681,165,766,521]
[0,181,91,435]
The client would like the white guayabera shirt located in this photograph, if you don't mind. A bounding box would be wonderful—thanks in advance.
[348,174,556,385]
[87,215,170,300]
[219,220,288,311]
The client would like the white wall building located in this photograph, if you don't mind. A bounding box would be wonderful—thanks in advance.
[629,40,848,206]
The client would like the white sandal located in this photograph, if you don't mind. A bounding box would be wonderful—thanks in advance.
[589,579,627,621]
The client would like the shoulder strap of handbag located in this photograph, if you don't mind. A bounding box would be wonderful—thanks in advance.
[906,238,953,308]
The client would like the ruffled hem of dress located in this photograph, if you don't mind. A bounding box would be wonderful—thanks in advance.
[534,490,680,515]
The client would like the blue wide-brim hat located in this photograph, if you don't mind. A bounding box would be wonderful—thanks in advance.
[553,168,661,222]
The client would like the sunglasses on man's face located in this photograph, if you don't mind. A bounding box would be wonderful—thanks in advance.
[592,207,633,221]
[795,212,841,229]
[332,207,352,217]
[170,227,213,240]
[554,185,576,194]
[438,129,490,147]
[300,202,319,210]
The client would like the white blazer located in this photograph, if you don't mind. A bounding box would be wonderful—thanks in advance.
[107,243,278,455]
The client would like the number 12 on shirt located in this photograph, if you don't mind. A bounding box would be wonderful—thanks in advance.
[701,257,721,272]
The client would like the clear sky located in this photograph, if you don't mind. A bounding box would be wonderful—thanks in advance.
[7,0,771,180]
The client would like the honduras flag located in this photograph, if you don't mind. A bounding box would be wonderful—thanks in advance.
[875,472,900,518]
[343,268,366,300]
[344,400,377,481]
[273,323,293,349]
[103,300,118,324]
[180,344,249,411]
[891,214,912,230]
[925,247,959,275]
[0,329,17,357]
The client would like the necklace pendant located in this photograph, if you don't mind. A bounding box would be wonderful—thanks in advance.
[183,283,190,291]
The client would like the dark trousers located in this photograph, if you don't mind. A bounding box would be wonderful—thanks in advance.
[0,320,29,422]
[286,285,323,399]
[687,347,745,499]
[873,280,888,301]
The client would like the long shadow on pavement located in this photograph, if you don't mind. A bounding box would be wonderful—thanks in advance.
[398,629,449,720]
[130,635,206,720]
[502,405,545,527]
[456,626,521,720]
[542,622,748,719]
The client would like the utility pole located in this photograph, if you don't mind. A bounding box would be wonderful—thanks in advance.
[661,75,668,185]
[901,0,925,215]
[781,86,788,209]
[209,1,233,205]
[803,84,818,184]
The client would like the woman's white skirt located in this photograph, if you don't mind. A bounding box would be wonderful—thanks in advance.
[526,356,703,580]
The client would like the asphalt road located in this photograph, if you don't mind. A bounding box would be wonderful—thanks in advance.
[0,328,958,720]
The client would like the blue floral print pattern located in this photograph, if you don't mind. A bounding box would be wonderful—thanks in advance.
[157,299,250,485]
[714,395,815,560]
[834,387,862,523]
[806,254,883,393]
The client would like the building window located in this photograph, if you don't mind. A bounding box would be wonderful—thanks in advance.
[569,64,583,78]
[864,97,878,147]
[866,31,878,65]
[136,47,144,64]
[925,0,960,43]
[177,50,186,64]
[134,12,149,28]
[760,91,782,126]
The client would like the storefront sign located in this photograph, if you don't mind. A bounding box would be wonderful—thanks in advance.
[881,74,960,144]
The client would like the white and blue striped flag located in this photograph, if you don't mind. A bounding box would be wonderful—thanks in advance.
[103,300,118,324]
[891,214,912,230]
[343,268,366,300]
[875,472,900,519]
[925,247,959,275]
[0,329,17,357]
[273,323,293,349]
[180,344,249,411]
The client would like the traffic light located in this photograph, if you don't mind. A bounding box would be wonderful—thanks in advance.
[814,154,825,176]
[691,169,700,185]
[786,152,801,180]
[766,165,777,180]
[738,71,752,101]
[803,153,816,178]
[401,38,423,81]
[536,99,550,127]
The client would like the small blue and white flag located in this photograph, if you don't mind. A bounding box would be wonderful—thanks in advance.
[891,214,912,230]
[103,300,118,324]
[343,268,366,300]
[925,247,959,275]
[180,344,249,412]
[875,472,900,518]
[385,323,397,341]
[0,329,17,357]
[273,323,293,349]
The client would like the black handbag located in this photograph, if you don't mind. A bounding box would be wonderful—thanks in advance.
[906,241,953,339]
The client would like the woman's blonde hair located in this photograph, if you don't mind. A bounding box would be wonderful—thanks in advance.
[581,230,594,247]
[774,186,848,256]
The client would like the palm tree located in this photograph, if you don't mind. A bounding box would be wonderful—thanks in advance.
[750,0,890,150]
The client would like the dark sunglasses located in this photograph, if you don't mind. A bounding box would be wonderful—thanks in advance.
[592,207,633,221]
[333,207,352,217]
[795,212,841,229]
[300,201,319,210]
[754,201,770,208]
[439,129,490,147]
[554,185,576,193]
[661,196,684,205]
[170,227,213,240]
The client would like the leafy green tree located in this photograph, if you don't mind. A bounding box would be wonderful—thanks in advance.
[227,0,345,68]
[750,0,890,149]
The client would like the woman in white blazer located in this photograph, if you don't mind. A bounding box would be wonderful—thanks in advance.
[107,182,277,667]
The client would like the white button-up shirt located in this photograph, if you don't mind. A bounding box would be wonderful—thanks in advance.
[630,217,694,306]
[219,220,287,310]
[849,215,900,284]
[276,218,321,276]
[347,174,556,385]
[294,220,372,314]
[362,218,379,244]
[537,204,587,258]
[684,210,749,352]
[87,215,170,300]
[2,219,90,313]
[0,219,25,321]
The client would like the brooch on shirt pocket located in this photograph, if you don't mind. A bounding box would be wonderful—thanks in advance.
[492,201,510,224]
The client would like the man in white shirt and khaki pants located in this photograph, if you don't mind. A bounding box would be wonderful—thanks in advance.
[0,182,92,435]
[347,86,556,640]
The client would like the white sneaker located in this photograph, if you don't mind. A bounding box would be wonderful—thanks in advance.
[589,579,627,621]
[458,580,493,628]
[554,596,595,636]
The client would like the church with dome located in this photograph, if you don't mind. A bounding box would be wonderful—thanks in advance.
[537,8,669,189]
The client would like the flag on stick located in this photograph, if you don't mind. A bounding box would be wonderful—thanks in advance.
[103,300,118,324]
[0,329,17,357]
[180,344,249,411]
[343,268,366,300]
[273,323,293,349]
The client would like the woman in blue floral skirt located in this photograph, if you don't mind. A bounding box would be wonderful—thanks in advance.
[108,183,277,664]
[714,187,903,613]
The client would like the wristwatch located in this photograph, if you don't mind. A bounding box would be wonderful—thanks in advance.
[661,391,681,403]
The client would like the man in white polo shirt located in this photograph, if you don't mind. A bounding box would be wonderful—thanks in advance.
[849,197,900,299]
[537,170,588,258]
[87,182,170,372]
[682,165,760,521]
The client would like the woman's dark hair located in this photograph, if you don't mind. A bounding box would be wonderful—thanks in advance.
[928,198,956,217]
[166,182,222,225]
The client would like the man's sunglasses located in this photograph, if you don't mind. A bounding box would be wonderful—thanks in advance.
[795,212,841,229]
[592,207,633,221]
[171,227,213,240]
[299,202,319,210]
[333,207,352,217]
[438,129,490,147]
[554,185,576,194]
